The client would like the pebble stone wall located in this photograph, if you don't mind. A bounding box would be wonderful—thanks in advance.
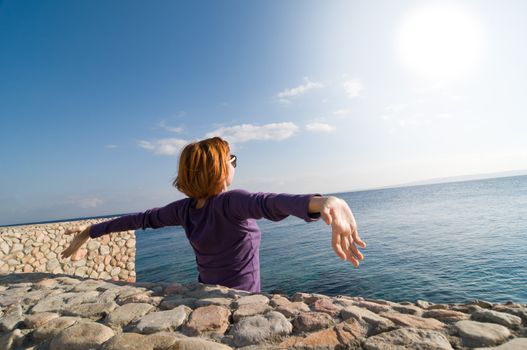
[0,219,136,282]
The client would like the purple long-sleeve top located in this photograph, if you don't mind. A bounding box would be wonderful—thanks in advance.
[89,189,321,293]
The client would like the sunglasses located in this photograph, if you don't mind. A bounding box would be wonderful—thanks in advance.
[229,154,237,168]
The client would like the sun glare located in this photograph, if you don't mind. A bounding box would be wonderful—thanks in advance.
[396,6,483,81]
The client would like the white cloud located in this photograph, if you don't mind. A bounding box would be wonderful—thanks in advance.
[333,108,352,116]
[277,77,324,103]
[305,122,335,133]
[343,79,364,98]
[105,144,118,149]
[157,120,183,133]
[138,138,188,156]
[206,122,299,143]
[384,104,407,113]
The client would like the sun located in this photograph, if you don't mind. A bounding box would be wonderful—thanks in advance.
[396,6,484,81]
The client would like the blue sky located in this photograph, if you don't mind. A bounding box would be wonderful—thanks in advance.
[1,0,526,225]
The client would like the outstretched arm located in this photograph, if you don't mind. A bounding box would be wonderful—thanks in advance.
[309,196,366,267]
[225,190,366,267]
[61,198,189,259]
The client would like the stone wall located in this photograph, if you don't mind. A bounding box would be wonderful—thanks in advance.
[0,219,136,282]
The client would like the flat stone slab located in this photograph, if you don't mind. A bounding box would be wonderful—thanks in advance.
[228,311,293,347]
[311,298,342,317]
[49,321,114,350]
[23,312,60,329]
[134,305,192,334]
[100,331,181,350]
[105,302,154,328]
[422,309,470,323]
[0,304,23,332]
[233,302,272,322]
[363,327,453,350]
[471,309,523,329]
[63,301,118,320]
[182,305,231,336]
[455,320,511,348]
[32,316,80,342]
[354,300,393,314]
[380,311,446,330]
[341,305,395,334]
[475,338,527,350]
[235,294,269,306]
[174,337,234,349]
[292,311,336,332]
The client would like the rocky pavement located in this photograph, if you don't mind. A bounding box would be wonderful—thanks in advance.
[1,273,526,349]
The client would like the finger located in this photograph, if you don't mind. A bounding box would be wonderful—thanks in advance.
[342,235,355,263]
[349,241,364,261]
[348,254,360,267]
[351,227,366,248]
[331,232,346,260]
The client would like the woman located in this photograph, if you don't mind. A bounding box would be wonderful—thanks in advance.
[61,137,366,293]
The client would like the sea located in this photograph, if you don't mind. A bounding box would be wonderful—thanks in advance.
[134,175,527,304]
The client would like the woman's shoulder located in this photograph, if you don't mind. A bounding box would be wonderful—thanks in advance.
[215,188,251,202]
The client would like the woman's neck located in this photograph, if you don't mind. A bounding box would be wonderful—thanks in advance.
[195,198,206,209]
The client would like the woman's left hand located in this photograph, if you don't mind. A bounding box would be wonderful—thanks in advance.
[319,197,366,267]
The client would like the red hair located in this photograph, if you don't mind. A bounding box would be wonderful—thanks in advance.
[173,137,230,199]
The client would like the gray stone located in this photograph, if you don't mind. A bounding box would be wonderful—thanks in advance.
[0,304,23,332]
[472,300,494,309]
[172,337,234,349]
[228,311,292,347]
[100,332,180,350]
[23,312,60,329]
[235,294,269,306]
[363,327,453,350]
[341,305,395,334]
[0,329,26,350]
[455,320,511,348]
[492,305,527,323]
[49,320,114,350]
[292,311,335,332]
[233,303,272,322]
[471,309,522,329]
[160,295,197,309]
[354,300,392,314]
[422,309,470,323]
[182,305,231,337]
[194,297,233,308]
[392,304,423,315]
[105,302,154,328]
[30,291,99,313]
[62,301,118,320]
[33,316,80,342]
[475,338,527,350]
[134,305,192,334]
[416,300,433,309]
[68,279,107,292]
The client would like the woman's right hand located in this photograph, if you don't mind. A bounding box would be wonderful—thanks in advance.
[61,225,91,259]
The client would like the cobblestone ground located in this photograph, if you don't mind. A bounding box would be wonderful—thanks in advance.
[1,273,526,349]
